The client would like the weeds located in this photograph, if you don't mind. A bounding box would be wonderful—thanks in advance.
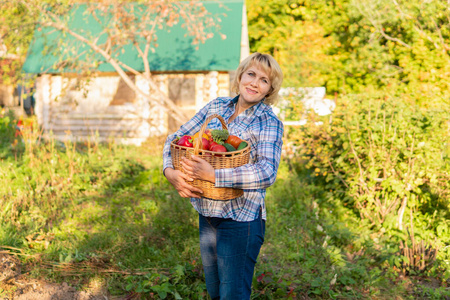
[1,111,449,299]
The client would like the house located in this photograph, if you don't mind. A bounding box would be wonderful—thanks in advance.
[22,1,249,145]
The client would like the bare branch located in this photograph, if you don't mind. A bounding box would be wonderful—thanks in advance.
[328,160,349,188]
[391,0,411,19]
[414,22,440,51]
[379,28,412,48]
[356,0,412,48]
[432,17,450,52]
[115,60,140,76]
[141,15,160,80]
[391,0,450,55]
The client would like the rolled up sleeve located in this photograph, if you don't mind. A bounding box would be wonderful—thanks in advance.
[214,118,283,189]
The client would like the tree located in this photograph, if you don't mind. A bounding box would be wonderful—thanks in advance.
[0,1,35,86]
[3,0,220,122]
[351,0,450,106]
[247,0,450,107]
[247,0,334,88]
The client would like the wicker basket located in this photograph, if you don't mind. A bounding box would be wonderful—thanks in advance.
[170,114,250,200]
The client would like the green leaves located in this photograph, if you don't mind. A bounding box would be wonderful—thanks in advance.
[248,0,450,105]
[124,263,205,299]
[288,93,450,228]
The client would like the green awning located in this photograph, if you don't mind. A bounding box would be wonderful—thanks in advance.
[23,1,243,73]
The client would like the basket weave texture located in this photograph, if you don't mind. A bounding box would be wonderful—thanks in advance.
[170,114,250,200]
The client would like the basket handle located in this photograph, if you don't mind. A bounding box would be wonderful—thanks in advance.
[193,114,228,155]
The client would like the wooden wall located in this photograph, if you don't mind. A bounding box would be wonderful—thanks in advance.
[34,72,231,145]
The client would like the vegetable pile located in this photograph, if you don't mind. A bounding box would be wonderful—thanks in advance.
[175,129,248,153]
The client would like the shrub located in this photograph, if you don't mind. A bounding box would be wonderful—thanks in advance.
[287,94,450,230]
[0,109,19,159]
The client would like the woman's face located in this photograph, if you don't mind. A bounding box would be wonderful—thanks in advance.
[238,64,272,109]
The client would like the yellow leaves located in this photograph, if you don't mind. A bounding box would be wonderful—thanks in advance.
[335,127,346,134]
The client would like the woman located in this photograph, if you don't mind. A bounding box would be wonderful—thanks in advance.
[163,52,283,299]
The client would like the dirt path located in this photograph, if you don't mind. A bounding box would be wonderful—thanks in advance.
[0,254,111,300]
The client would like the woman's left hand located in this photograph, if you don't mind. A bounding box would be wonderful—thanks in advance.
[180,156,215,183]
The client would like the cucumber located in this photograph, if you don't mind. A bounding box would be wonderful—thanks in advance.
[223,143,236,152]
[237,141,248,150]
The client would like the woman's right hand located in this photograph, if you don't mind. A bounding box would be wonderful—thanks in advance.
[164,168,204,198]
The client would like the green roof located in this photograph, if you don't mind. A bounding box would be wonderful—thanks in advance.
[23,1,243,73]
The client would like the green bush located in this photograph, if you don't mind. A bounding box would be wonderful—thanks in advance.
[0,109,19,159]
[282,94,450,296]
[288,94,449,229]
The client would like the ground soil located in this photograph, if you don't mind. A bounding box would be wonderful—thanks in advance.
[0,253,113,300]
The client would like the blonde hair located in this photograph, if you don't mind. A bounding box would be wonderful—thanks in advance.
[231,52,283,105]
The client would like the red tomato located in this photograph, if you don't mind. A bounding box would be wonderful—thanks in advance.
[209,144,227,152]
[225,135,242,149]
[209,141,219,148]
[200,137,210,150]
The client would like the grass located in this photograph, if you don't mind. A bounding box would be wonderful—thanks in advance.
[0,116,449,299]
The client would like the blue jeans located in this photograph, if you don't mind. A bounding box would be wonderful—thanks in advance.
[199,209,265,300]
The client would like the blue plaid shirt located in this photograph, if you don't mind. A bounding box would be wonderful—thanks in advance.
[163,96,284,222]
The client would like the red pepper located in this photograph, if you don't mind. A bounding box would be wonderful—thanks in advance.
[177,135,193,147]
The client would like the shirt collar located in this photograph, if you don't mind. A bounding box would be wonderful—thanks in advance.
[228,95,239,106]
[228,95,268,117]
